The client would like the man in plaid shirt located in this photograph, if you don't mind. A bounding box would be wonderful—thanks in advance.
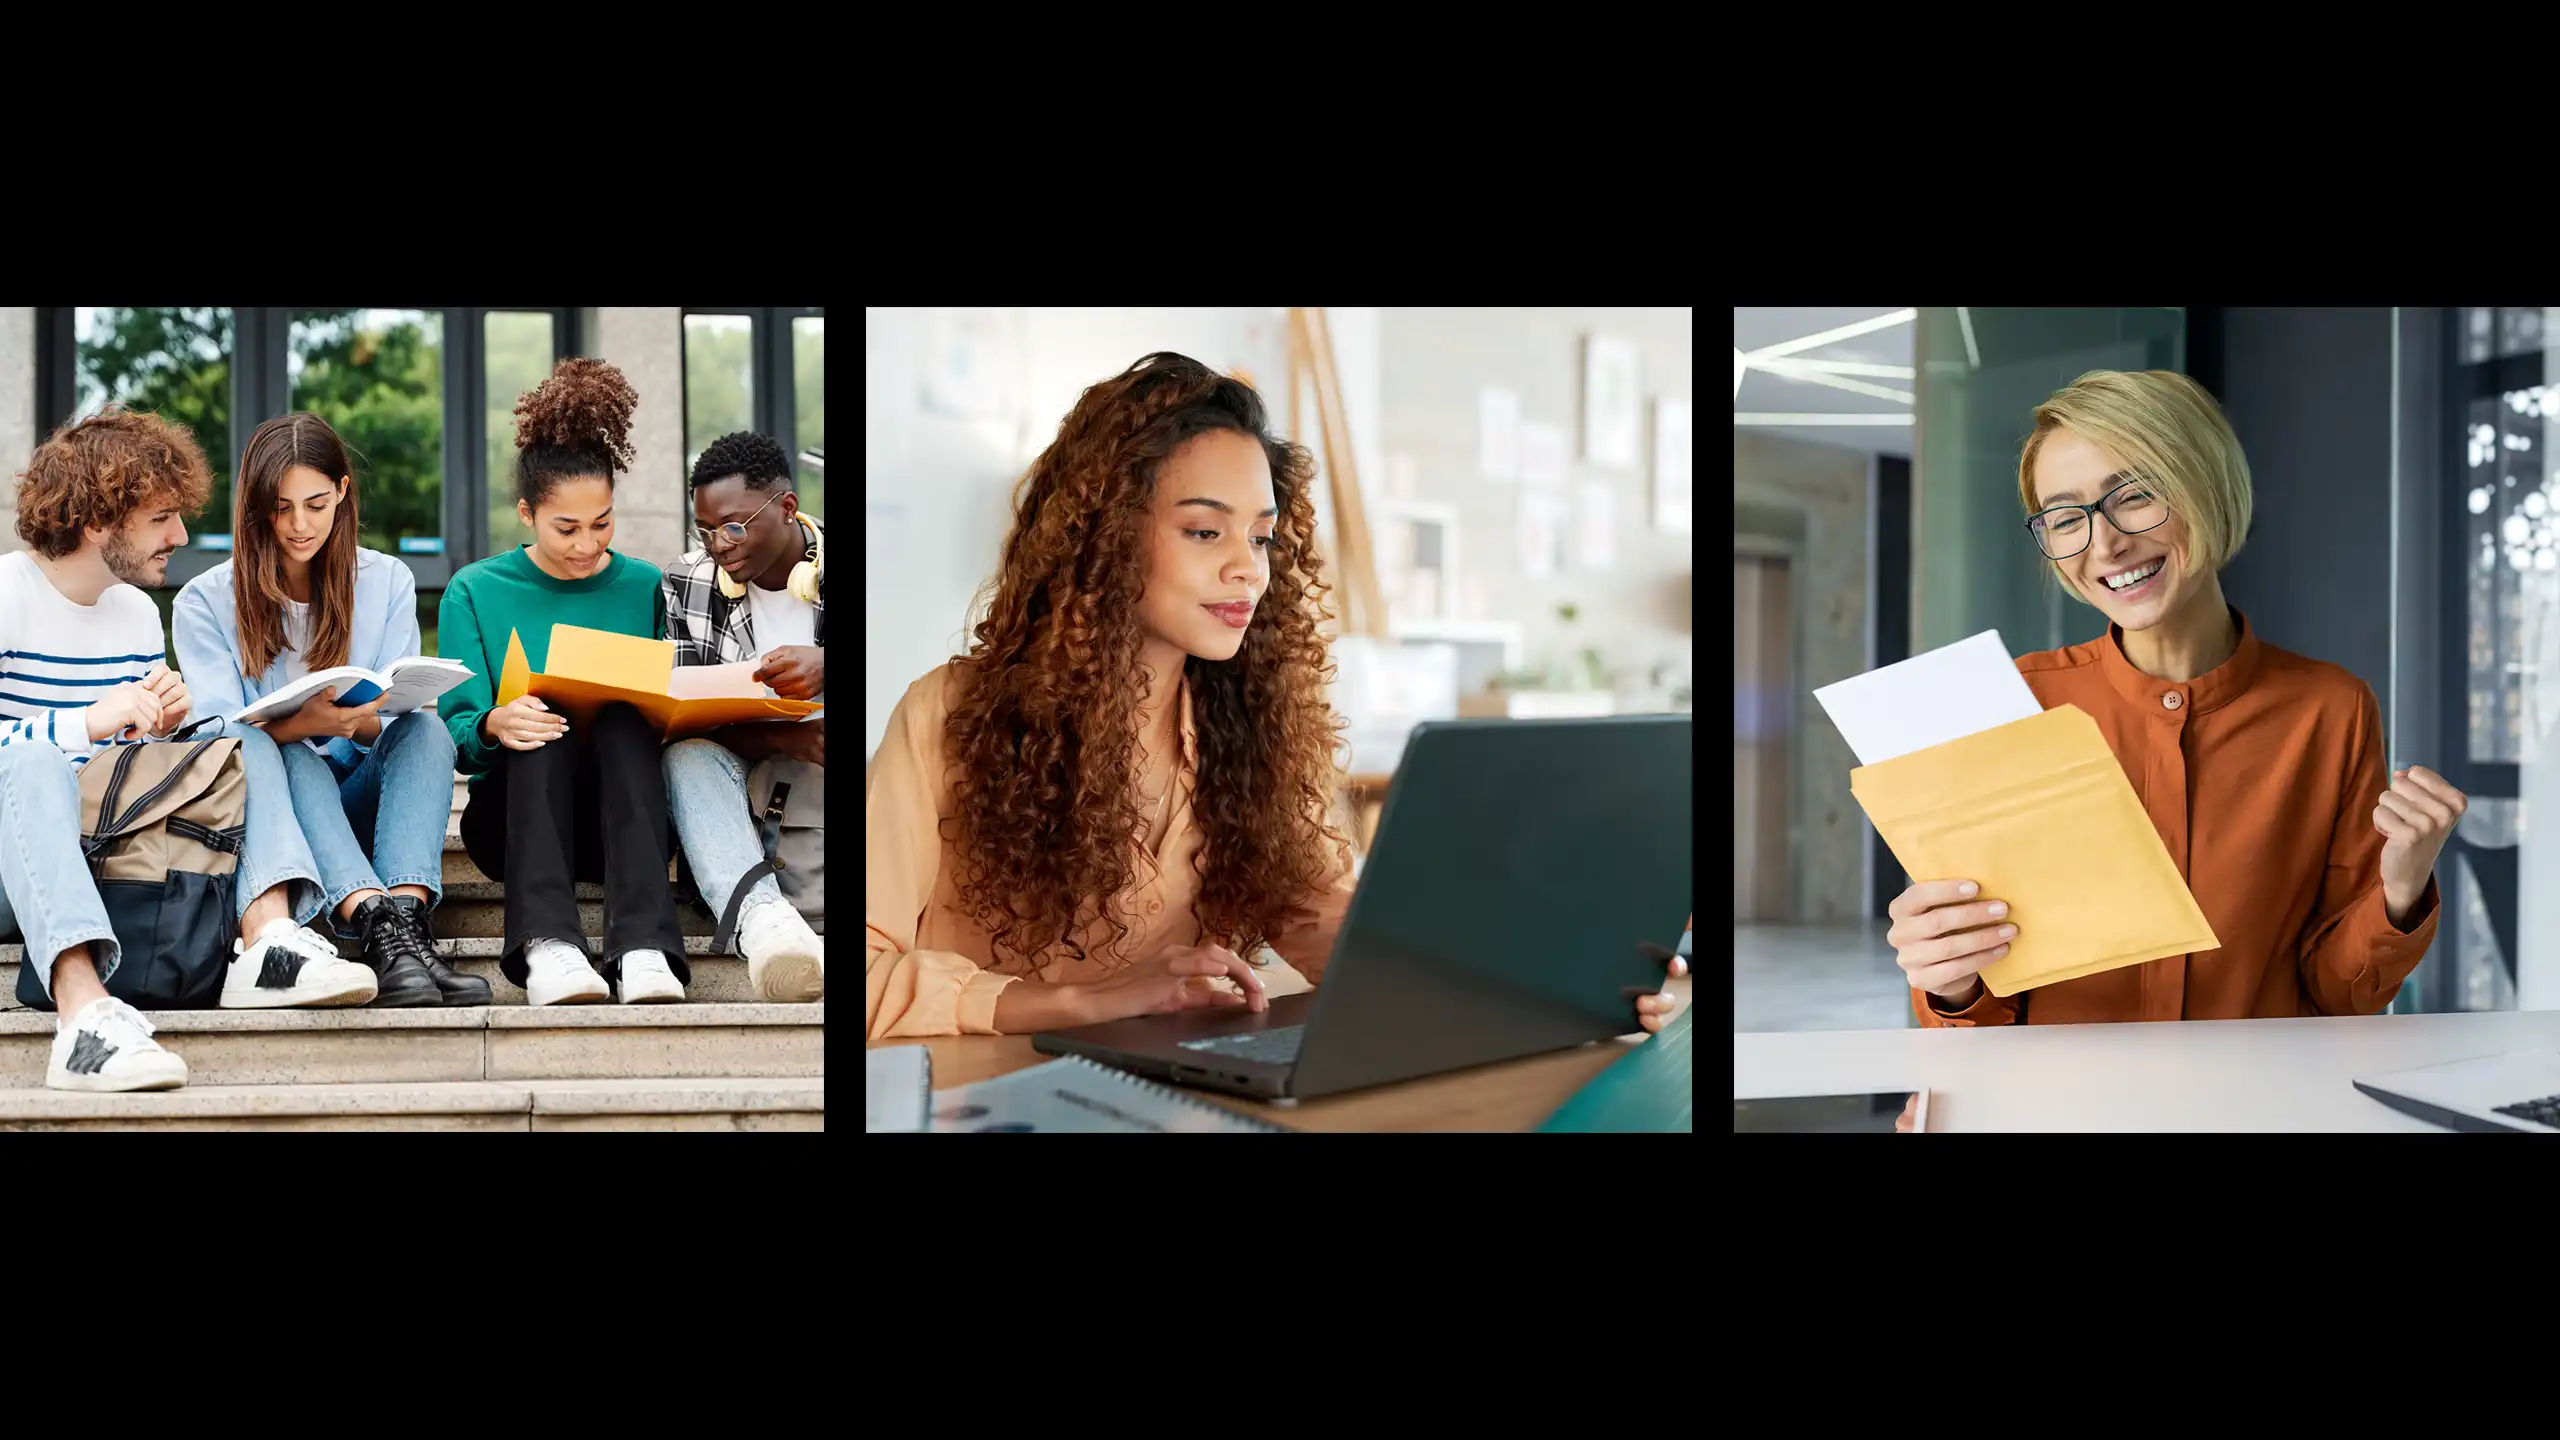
[659,432,826,1004]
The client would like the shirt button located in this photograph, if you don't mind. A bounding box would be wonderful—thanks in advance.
[2162,692,2183,711]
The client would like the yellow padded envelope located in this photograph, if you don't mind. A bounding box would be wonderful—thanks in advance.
[496,624,820,741]
[1850,704,2219,997]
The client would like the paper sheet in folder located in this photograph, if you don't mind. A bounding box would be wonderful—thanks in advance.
[1821,636,2219,996]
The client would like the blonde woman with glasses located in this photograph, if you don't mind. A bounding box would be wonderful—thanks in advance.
[1887,369,2467,1026]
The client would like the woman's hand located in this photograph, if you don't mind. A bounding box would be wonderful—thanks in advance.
[1636,954,1688,1033]
[270,686,382,744]
[1082,943,1269,1025]
[482,696,569,751]
[1889,878,2017,1010]
[2375,764,2468,927]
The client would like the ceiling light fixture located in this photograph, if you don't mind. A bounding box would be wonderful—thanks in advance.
[1748,361,1914,405]
[1754,357,1917,379]
[1743,308,1916,362]
[1733,413,1914,426]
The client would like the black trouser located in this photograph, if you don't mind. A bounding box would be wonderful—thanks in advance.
[457,701,689,990]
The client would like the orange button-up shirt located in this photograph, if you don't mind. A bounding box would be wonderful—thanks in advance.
[865,664,1354,1040]
[1916,609,2441,1027]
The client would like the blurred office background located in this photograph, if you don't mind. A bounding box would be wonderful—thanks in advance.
[1736,306,2560,1029]
[0,307,825,652]
[868,306,1693,868]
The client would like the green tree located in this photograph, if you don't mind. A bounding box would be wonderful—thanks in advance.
[75,306,234,524]
[289,309,443,554]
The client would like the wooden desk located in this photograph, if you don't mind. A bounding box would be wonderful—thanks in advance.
[868,972,1690,1133]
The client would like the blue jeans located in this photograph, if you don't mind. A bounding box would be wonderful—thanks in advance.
[226,724,330,931]
[277,711,456,936]
[662,738,786,925]
[3,730,330,998]
[0,744,123,1000]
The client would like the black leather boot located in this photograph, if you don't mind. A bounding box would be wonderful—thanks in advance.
[390,895,493,1006]
[353,894,443,1008]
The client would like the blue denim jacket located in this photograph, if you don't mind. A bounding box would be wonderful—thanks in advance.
[171,547,427,765]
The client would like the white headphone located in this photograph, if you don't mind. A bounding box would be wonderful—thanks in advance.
[717,509,824,603]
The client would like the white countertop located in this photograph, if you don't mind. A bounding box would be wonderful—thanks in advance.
[1735,1008,2560,1131]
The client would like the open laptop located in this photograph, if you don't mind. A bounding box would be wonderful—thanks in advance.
[2352,1051,2560,1132]
[1032,714,1690,1102]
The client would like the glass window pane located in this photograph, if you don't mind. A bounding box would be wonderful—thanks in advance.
[484,310,558,559]
[685,313,756,487]
[793,314,825,517]
[288,309,444,560]
[73,307,235,548]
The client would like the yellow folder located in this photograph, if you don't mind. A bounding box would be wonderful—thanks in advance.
[1850,704,2219,996]
[496,624,821,742]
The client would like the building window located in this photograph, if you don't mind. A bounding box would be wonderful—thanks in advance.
[72,307,237,530]
[483,310,560,557]
[793,314,826,517]
[681,307,824,517]
[289,309,444,560]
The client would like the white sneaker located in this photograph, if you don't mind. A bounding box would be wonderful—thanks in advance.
[741,898,824,1003]
[615,948,686,1004]
[48,996,189,1093]
[223,918,379,1009]
[524,938,610,1006]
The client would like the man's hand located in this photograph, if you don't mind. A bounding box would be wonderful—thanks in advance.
[87,680,164,743]
[770,718,824,767]
[752,645,824,701]
[710,718,824,766]
[140,662,191,737]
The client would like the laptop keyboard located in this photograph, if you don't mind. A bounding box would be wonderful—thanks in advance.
[2492,1094,2560,1129]
[1177,1026,1305,1065]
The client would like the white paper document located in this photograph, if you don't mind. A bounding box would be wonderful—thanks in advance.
[1810,630,2042,767]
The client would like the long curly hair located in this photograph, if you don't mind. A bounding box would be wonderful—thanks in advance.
[942,352,1352,969]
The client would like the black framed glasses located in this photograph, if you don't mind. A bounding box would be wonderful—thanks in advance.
[2024,475,2168,560]
[695,488,785,551]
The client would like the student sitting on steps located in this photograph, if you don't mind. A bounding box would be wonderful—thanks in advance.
[1,407,372,1095]
[659,430,825,1003]
[436,358,689,1007]
[173,412,490,1009]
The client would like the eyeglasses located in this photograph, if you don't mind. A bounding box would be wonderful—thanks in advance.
[695,489,784,551]
[2024,476,2169,560]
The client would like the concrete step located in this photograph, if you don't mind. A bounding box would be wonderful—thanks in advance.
[0,1002,823,1089]
[0,1077,823,1131]
[1,936,763,1007]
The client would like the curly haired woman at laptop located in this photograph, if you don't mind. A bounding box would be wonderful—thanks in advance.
[866,352,1688,1041]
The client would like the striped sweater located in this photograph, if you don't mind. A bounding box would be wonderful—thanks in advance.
[0,550,163,766]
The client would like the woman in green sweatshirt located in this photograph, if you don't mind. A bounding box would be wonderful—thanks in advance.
[436,358,689,1007]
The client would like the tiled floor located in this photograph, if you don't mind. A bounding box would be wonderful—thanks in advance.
[1733,922,1914,1032]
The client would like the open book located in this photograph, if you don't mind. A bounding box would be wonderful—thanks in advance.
[499,624,821,741]
[232,656,475,727]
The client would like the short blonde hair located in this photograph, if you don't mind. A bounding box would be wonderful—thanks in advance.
[2018,370,2253,593]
